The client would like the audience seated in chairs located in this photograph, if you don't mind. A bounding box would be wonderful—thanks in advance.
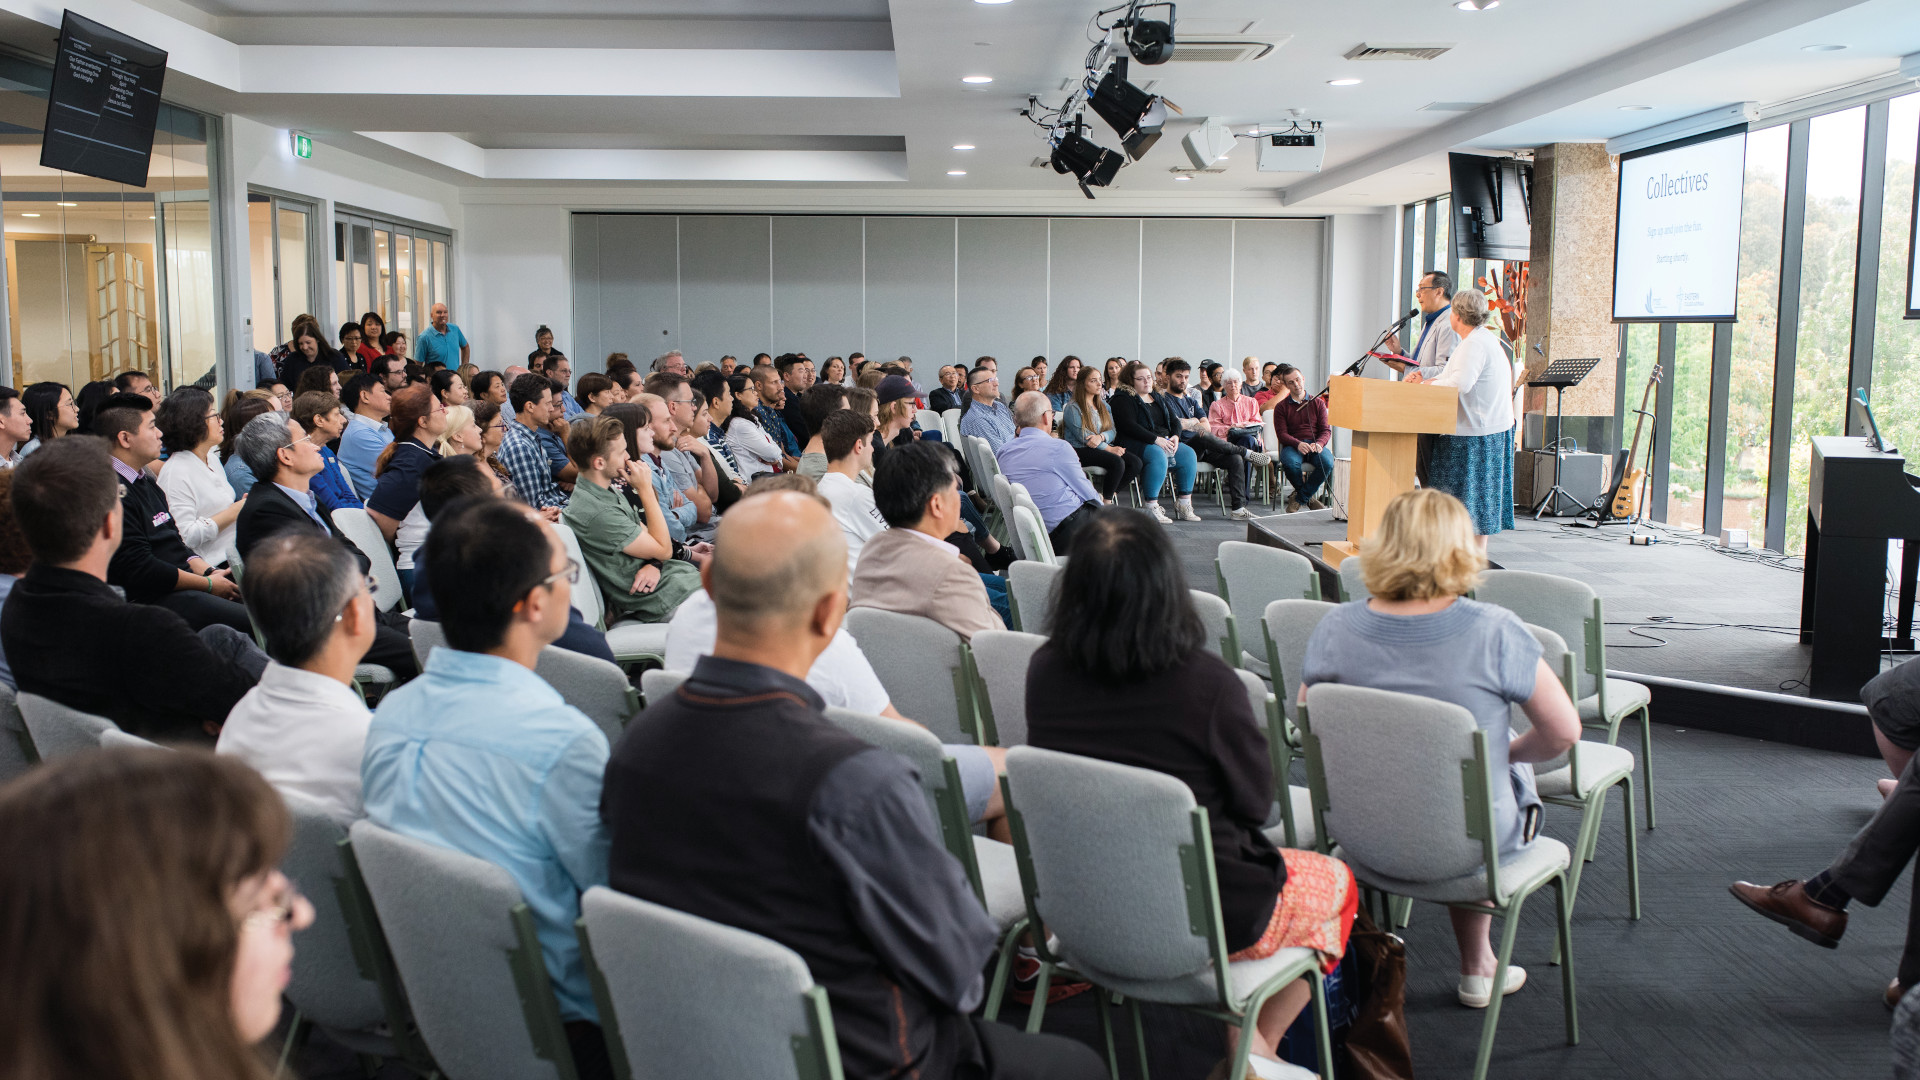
[1161,359,1270,522]
[817,410,886,572]
[561,414,701,625]
[365,384,447,595]
[957,365,1016,450]
[499,372,572,510]
[1110,360,1199,524]
[635,387,718,542]
[851,441,1007,638]
[292,390,366,515]
[1268,365,1333,514]
[1060,364,1142,505]
[796,382,850,481]
[336,372,393,499]
[602,398,702,553]
[604,490,1103,1080]
[722,371,788,481]
[1024,505,1357,1079]
[0,472,24,688]
[0,748,316,1080]
[154,386,247,569]
[996,391,1103,556]
[360,497,615,1080]
[217,533,375,823]
[231,412,418,681]
[410,454,616,664]
[1301,488,1579,1008]
[0,438,263,740]
[93,393,254,636]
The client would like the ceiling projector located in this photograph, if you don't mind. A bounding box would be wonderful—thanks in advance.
[1256,132,1325,173]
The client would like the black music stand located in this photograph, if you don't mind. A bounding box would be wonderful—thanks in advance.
[1527,356,1603,520]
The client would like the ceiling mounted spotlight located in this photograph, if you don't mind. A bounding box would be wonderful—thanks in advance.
[1089,58,1178,160]
[1051,127,1125,199]
[1126,4,1176,65]
[1453,0,1499,10]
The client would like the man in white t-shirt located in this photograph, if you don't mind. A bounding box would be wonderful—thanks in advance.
[216,532,376,822]
[815,410,887,573]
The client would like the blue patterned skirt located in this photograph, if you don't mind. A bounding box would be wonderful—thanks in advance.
[1428,429,1515,535]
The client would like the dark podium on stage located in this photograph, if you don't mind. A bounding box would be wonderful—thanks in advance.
[1801,436,1920,700]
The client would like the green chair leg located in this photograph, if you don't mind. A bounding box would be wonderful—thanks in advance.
[1129,997,1150,1080]
[982,920,1026,1022]
[1310,972,1336,1080]
[1390,894,1413,929]
[1094,991,1120,1080]
[1025,961,1055,1034]
[1468,892,1529,1080]
[276,1009,306,1078]
[1637,706,1656,829]
[1554,874,1579,1046]
[1621,775,1642,920]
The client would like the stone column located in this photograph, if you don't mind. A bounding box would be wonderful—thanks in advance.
[1524,142,1620,458]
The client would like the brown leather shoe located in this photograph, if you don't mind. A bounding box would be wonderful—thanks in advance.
[1888,978,1907,1011]
[1729,879,1847,948]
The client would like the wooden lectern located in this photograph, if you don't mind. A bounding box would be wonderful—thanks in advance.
[1321,374,1458,567]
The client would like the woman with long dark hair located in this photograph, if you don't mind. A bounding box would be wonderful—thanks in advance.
[1043,355,1082,413]
[294,362,342,401]
[722,372,783,480]
[1108,360,1197,523]
[368,384,447,594]
[1026,509,1355,1080]
[0,748,314,1080]
[20,381,78,458]
[1060,365,1141,504]
[357,312,387,368]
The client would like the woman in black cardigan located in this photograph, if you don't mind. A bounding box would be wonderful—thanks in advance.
[1025,508,1355,1080]
[1108,360,1199,523]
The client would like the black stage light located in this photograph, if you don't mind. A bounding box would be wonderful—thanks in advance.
[1051,129,1125,198]
[1089,59,1171,160]
[1126,8,1175,65]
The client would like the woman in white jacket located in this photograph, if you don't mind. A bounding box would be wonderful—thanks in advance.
[722,372,785,481]
[154,387,246,566]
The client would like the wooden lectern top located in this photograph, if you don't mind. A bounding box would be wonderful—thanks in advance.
[1326,375,1457,435]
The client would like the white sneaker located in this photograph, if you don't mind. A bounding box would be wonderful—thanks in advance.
[1230,506,1257,520]
[1248,1053,1319,1080]
[1247,450,1274,467]
[1457,965,1527,1008]
[1175,503,1203,522]
[1148,502,1172,523]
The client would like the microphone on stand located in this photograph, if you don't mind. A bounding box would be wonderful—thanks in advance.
[1387,307,1420,332]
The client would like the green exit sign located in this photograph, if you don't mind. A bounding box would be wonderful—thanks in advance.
[291,132,312,159]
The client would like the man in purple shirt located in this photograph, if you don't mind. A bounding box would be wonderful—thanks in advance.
[995,392,1103,555]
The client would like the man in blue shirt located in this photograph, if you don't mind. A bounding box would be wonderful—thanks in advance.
[414,303,470,371]
[956,366,1016,451]
[361,497,613,1075]
[545,353,584,420]
[996,392,1103,555]
[499,373,572,509]
[336,374,393,499]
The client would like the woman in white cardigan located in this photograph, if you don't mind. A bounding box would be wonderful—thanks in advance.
[722,372,785,481]
[154,387,246,566]
[1405,288,1515,548]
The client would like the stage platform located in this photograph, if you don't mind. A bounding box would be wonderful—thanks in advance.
[1241,509,1881,755]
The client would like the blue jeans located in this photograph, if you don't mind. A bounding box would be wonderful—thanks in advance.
[1280,445,1335,503]
[980,573,1012,628]
[1139,442,1198,499]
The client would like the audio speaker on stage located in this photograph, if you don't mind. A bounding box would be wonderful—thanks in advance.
[1513,449,1607,515]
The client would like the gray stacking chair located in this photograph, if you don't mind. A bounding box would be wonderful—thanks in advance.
[1233,668,1314,851]
[332,508,404,613]
[1190,589,1238,660]
[1002,746,1336,1080]
[1006,559,1061,634]
[1010,504,1057,566]
[842,607,979,745]
[1475,568,1656,828]
[1261,598,1338,727]
[968,629,1046,747]
[940,408,963,445]
[990,473,1024,558]
[347,820,581,1080]
[639,667,687,707]
[551,520,671,668]
[278,793,435,1075]
[822,706,1026,1017]
[535,645,639,745]
[17,693,116,760]
[0,683,37,779]
[98,729,162,750]
[1519,624,1641,923]
[1335,554,1369,602]
[576,887,844,1080]
[1300,683,1578,1080]
[1215,541,1321,678]
[407,618,447,669]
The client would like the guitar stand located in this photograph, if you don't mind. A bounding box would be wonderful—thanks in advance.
[1571,406,1656,532]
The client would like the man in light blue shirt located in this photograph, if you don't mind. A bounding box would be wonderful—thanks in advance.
[546,354,584,419]
[996,392,1103,555]
[957,365,1016,450]
[336,374,393,499]
[361,499,611,1047]
[415,303,470,370]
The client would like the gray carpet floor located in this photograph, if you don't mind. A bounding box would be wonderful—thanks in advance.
[288,496,1912,1079]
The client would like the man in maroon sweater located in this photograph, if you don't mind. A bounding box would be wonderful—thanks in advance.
[1270,365,1333,512]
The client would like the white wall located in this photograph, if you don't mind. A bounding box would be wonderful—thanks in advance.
[463,203,572,367]
[1323,209,1403,455]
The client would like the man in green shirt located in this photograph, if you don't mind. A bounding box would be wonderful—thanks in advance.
[559,414,699,624]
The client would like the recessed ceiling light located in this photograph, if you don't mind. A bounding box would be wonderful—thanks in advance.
[947,170,968,176]
[55,201,76,207]
[20,212,39,218]
[1454,0,1499,9]
[1173,175,1193,182]
[1327,78,1362,86]
[961,75,994,84]
[975,0,1013,5]
[953,144,976,150]
[975,42,993,46]
[1803,43,1847,52]
[1618,105,1654,111]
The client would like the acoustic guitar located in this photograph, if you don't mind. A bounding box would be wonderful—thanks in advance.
[1609,363,1663,520]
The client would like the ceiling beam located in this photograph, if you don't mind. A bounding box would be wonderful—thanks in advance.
[1279,0,1876,206]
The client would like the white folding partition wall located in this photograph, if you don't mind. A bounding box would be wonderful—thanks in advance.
[571,214,1327,378]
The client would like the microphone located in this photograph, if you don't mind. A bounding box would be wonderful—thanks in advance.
[1388,307,1419,331]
